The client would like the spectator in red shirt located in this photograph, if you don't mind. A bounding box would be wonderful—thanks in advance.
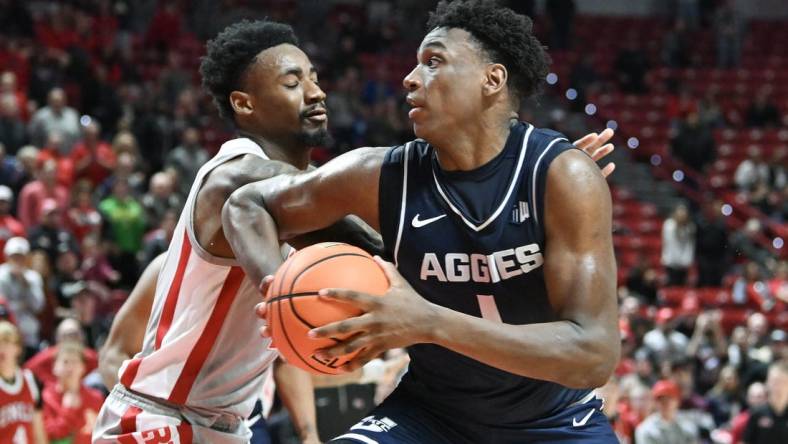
[71,120,115,187]
[16,158,69,228]
[37,131,75,187]
[66,180,102,243]
[0,185,25,262]
[42,341,104,444]
[0,71,29,122]
[24,318,98,389]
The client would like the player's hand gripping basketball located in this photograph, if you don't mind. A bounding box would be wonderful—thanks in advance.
[257,256,438,372]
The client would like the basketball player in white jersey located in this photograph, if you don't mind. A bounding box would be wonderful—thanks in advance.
[91,20,380,444]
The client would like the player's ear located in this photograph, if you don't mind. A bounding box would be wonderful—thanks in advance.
[482,63,508,97]
[230,91,254,116]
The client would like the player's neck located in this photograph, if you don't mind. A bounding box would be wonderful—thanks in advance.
[240,132,311,170]
[431,116,514,172]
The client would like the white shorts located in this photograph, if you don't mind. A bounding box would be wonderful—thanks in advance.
[93,385,251,444]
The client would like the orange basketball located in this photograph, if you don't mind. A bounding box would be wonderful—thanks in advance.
[265,242,389,375]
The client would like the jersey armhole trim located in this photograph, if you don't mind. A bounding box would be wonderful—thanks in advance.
[185,146,269,267]
[22,369,39,403]
[530,137,568,230]
[392,142,412,268]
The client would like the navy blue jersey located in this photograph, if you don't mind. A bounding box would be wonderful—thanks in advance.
[378,122,591,427]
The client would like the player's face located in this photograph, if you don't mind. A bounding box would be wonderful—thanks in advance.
[244,44,329,146]
[404,27,489,142]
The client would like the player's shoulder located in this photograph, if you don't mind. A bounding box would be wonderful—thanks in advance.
[526,124,574,153]
[384,139,430,165]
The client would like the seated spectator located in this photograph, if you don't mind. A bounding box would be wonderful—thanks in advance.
[695,199,729,287]
[165,126,208,198]
[61,281,106,348]
[614,39,650,94]
[140,208,178,268]
[51,248,83,307]
[729,218,774,267]
[662,19,691,68]
[730,382,767,444]
[99,179,145,287]
[24,318,99,388]
[0,93,27,154]
[141,171,182,225]
[698,87,725,128]
[79,235,120,287]
[0,71,29,122]
[0,143,26,191]
[0,320,46,443]
[706,365,743,427]
[735,147,771,191]
[748,181,774,215]
[0,237,45,358]
[743,359,788,444]
[0,185,25,262]
[37,130,76,187]
[670,112,716,172]
[618,383,652,443]
[42,341,104,444]
[661,203,696,286]
[625,256,659,305]
[66,179,102,243]
[635,380,700,443]
[644,308,689,362]
[687,310,728,393]
[768,261,787,306]
[732,262,772,310]
[621,348,658,389]
[745,88,781,128]
[27,198,79,264]
[17,158,69,228]
[70,120,116,187]
[28,87,81,150]
[96,151,145,200]
[7,145,38,194]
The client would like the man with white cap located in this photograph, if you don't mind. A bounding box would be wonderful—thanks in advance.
[0,185,25,262]
[0,237,45,358]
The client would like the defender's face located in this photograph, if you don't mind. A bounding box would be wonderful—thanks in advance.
[403,27,489,141]
[244,44,328,143]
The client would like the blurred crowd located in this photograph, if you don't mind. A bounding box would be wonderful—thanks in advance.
[0,1,786,443]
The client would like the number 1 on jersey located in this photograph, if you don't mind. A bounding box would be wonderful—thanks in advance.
[476,294,502,323]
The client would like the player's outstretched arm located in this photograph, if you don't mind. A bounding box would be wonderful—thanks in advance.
[98,253,165,389]
[222,147,386,285]
[307,149,618,388]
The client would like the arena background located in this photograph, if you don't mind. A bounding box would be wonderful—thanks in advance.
[0,0,786,443]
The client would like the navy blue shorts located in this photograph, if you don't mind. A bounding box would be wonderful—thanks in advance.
[328,390,618,444]
[248,400,271,444]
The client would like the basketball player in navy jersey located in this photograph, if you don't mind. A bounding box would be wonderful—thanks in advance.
[226,0,619,442]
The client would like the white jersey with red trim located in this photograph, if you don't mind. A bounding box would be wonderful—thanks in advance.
[117,137,283,419]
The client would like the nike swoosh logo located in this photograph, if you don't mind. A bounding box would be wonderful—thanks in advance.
[572,408,595,427]
[411,214,447,228]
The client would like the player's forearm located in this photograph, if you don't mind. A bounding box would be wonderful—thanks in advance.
[98,345,127,389]
[429,307,618,388]
[222,185,288,286]
[290,215,384,257]
[274,360,319,442]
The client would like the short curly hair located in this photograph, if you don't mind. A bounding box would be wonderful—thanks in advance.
[200,20,299,121]
[427,0,549,102]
